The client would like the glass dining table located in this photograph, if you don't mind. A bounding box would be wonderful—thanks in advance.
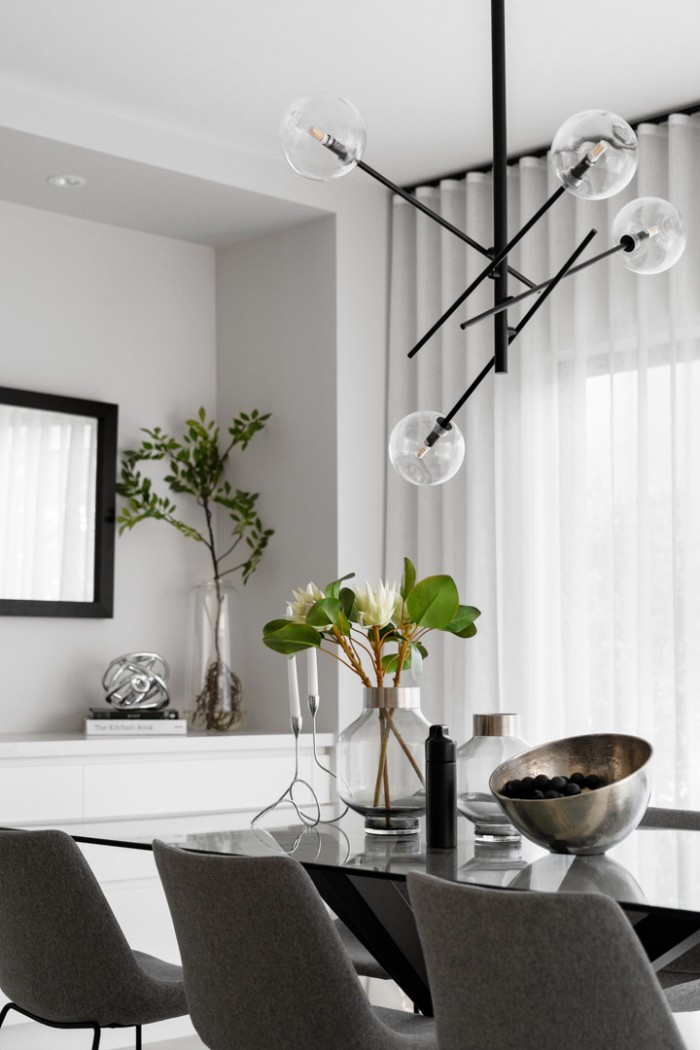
[54,808,700,1017]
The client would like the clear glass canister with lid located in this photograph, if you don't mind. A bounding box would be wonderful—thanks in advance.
[457,713,529,842]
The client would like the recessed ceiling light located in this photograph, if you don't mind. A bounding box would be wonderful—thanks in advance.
[46,174,87,188]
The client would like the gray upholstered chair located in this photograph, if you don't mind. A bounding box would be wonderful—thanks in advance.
[407,871,687,1050]
[640,806,700,830]
[637,805,700,1010]
[0,829,187,1050]
[333,918,391,980]
[153,840,436,1050]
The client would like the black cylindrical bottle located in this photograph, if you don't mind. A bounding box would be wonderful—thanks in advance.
[425,724,457,849]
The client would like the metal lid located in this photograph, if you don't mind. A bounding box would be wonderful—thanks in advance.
[472,712,519,736]
[363,686,421,710]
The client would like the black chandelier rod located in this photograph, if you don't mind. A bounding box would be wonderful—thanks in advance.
[406,183,566,359]
[459,239,633,331]
[491,0,509,373]
[438,228,597,429]
[356,157,537,290]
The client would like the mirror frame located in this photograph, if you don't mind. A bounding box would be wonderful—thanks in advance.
[0,386,118,618]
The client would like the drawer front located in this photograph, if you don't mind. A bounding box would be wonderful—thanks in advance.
[83,752,334,819]
[0,765,83,822]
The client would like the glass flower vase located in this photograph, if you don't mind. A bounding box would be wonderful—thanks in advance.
[457,713,529,842]
[336,687,430,835]
[185,581,245,732]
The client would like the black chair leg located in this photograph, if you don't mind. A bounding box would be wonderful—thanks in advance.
[135,1023,142,1050]
[0,1003,13,1029]
[90,1023,101,1050]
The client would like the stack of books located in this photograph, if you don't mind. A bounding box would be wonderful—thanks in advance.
[84,708,187,736]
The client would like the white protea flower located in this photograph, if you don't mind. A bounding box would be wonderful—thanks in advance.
[353,580,398,628]
[287,582,326,623]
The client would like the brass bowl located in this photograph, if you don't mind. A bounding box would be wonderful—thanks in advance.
[488,733,653,855]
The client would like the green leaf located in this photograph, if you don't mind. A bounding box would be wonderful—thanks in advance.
[339,587,355,619]
[306,597,340,626]
[443,605,481,638]
[409,644,423,681]
[400,557,416,599]
[405,575,459,629]
[324,572,355,599]
[262,620,321,654]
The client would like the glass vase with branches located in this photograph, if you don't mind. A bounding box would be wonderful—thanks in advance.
[117,407,273,729]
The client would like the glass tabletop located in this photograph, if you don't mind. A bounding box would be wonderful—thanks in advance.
[63,808,700,916]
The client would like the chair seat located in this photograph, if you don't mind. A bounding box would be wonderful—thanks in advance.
[127,952,188,1023]
[332,919,390,980]
[374,1006,436,1045]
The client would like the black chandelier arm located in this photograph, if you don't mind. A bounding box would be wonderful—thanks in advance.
[355,158,537,290]
[407,182,567,359]
[437,227,597,431]
[459,239,633,332]
[508,227,597,341]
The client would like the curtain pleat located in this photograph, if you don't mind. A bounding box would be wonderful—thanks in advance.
[385,114,700,803]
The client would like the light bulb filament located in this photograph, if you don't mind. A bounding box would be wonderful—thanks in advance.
[564,140,609,188]
[586,141,608,165]
[308,126,352,161]
[415,445,427,459]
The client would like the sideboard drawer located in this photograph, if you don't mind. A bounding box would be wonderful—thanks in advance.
[0,765,83,822]
[82,751,333,818]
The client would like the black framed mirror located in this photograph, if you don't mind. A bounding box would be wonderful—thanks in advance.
[0,386,118,617]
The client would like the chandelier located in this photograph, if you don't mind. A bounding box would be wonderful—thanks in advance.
[279,0,686,486]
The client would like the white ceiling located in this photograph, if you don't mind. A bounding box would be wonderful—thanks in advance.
[1,0,699,243]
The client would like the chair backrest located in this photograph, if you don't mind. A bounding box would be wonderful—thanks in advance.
[153,840,403,1050]
[640,806,700,830]
[407,871,686,1050]
[0,829,141,1022]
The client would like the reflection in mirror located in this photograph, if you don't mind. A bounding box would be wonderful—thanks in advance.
[0,387,118,617]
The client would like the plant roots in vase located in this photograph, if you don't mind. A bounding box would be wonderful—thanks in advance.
[190,660,245,732]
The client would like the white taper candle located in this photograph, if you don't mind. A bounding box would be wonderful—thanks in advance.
[307,646,319,696]
[288,655,301,719]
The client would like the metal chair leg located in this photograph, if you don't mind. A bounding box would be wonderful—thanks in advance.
[135,1023,142,1049]
[0,1003,14,1029]
[90,1023,101,1050]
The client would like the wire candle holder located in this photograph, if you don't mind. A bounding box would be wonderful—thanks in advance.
[251,693,348,829]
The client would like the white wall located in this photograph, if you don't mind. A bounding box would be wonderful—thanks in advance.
[0,200,216,731]
[215,187,390,735]
[216,216,338,733]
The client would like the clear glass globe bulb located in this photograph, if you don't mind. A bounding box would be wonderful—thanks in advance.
[389,411,465,486]
[551,110,638,200]
[279,95,366,181]
[611,196,686,274]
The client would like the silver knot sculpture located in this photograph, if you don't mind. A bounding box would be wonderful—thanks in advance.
[102,652,170,710]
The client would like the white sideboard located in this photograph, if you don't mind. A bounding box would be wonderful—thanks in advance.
[0,731,337,1048]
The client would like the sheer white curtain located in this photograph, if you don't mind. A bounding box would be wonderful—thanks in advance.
[385,115,700,805]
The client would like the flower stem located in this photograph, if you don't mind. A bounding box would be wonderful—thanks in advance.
[373,711,391,807]
[385,710,425,785]
[332,626,372,686]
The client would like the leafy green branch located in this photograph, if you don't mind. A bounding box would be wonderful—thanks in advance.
[116,407,273,585]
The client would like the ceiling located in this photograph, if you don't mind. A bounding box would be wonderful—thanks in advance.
[1,0,698,244]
